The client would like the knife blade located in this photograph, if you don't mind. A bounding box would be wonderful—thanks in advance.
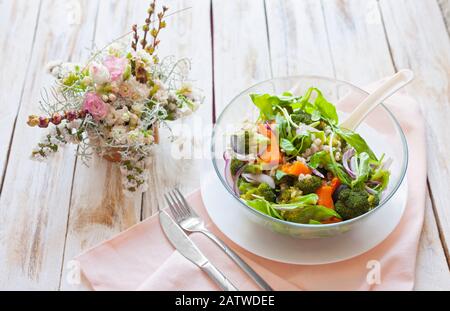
[159,210,238,291]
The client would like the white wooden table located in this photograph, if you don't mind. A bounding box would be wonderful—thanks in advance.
[0,0,449,290]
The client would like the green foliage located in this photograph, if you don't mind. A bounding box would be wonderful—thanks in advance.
[230,159,245,175]
[239,181,276,203]
[335,127,377,161]
[334,188,379,220]
[295,175,322,194]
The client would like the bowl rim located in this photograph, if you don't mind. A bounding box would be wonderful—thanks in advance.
[211,75,409,229]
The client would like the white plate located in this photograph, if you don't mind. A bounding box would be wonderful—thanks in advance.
[200,164,407,265]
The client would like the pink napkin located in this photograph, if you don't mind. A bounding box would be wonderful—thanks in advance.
[77,90,426,291]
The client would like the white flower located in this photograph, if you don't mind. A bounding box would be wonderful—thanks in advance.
[105,107,118,126]
[108,42,126,57]
[111,125,128,144]
[127,129,144,144]
[131,103,145,115]
[113,107,129,124]
[89,61,110,85]
[137,50,154,65]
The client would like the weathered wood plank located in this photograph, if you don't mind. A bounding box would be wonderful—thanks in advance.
[265,0,334,77]
[212,0,272,116]
[415,192,450,290]
[141,0,213,218]
[0,0,41,190]
[322,0,393,84]
[59,1,142,290]
[274,0,448,289]
[437,0,450,35]
[380,0,450,260]
[0,0,99,290]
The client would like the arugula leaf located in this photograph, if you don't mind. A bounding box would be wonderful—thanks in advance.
[351,152,371,188]
[290,88,338,124]
[245,198,283,220]
[335,127,377,160]
[280,138,297,155]
[308,220,322,225]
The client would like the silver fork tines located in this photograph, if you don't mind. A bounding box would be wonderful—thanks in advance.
[163,188,273,291]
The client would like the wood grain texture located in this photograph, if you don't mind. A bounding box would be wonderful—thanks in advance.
[61,0,214,289]
[265,0,333,77]
[0,0,99,290]
[321,0,393,83]
[437,0,450,35]
[379,0,450,259]
[268,0,449,289]
[0,0,41,189]
[59,0,141,290]
[212,0,272,115]
[141,0,213,218]
[415,193,450,290]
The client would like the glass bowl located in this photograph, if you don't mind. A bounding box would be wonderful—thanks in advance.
[211,76,408,239]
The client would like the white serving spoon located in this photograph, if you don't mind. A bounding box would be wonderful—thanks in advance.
[340,69,414,130]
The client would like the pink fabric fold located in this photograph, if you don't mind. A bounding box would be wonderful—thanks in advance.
[76,88,426,291]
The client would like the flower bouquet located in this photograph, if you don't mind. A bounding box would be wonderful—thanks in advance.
[27,1,201,193]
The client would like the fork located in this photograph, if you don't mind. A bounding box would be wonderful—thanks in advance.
[164,188,273,291]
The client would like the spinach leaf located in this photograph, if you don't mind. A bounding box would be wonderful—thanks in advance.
[250,94,275,120]
[312,88,339,124]
[245,198,283,220]
[281,205,342,224]
[272,194,319,209]
[275,170,288,181]
[335,127,377,160]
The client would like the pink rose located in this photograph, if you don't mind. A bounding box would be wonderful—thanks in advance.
[103,56,128,81]
[82,92,109,121]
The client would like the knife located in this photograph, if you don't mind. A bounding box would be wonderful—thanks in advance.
[159,210,238,291]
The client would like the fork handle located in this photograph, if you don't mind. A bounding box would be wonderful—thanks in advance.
[201,230,273,291]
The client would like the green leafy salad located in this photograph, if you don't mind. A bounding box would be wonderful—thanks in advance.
[224,88,391,225]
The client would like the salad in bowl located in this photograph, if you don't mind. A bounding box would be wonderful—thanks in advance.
[224,87,391,226]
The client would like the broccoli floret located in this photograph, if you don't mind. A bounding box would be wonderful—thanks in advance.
[230,159,245,175]
[334,188,380,220]
[291,110,313,125]
[277,186,303,203]
[295,175,322,194]
[240,182,276,203]
[244,163,263,174]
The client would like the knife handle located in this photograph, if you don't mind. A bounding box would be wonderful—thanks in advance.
[200,262,238,291]
[202,230,273,291]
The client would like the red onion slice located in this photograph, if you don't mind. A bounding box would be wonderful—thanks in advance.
[365,185,378,195]
[342,148,356,178]
[241,173,276,189]
[311,168,325,178]
[349,156,357,175]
